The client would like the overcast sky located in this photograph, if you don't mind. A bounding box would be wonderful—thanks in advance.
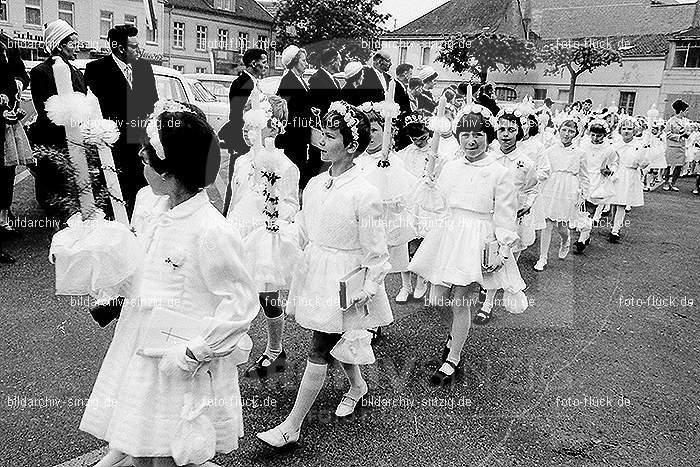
[378,0,450,30]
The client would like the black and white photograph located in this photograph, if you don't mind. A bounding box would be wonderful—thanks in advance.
[1,0,699,465]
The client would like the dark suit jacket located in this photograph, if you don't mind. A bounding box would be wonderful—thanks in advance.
[308,68,342,117]
[417,91,437,113]
[341,83,365,107]
[395,80,411,114]
[84,56,158,146]
[1,45,29,151]
[220,71,255,156]
[358,67,389,103]
[478,94,500,116]
[277,71,310,152]
[30,56,87,146]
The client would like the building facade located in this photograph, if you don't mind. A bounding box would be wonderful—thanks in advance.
[0,0,165,63]
[380,0,700,119]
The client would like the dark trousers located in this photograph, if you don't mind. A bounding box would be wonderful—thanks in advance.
[113,142,147,219]
[308,331,343,364]
[0,165,15,210]
[665,166,682,187]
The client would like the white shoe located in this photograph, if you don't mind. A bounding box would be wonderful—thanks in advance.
[395,287,411,303]
[534,259,547,271]
[558,239,570,259]
[335,385,368,418]
[257,425,300,447]
[413,279,428,299]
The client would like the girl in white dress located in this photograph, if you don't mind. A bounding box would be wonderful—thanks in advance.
[475,108,538,324]
[609,117,649,243]
[643,122,666,190]
[574,119,618,253]
[81,102,259,467]
[409,107,526,384]
[533,119,589,271]
[227,94,301,379]
[355,105,418,303]
[257,102,392,447]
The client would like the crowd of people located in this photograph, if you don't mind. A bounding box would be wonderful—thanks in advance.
[1,19,699,466]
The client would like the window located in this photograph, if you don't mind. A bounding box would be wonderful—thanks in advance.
[155,74,187,102]
[147,19,158,43]
[196,25,207,51]
[238,32,249,52]
[673,40,700,68]
[619,91,636,115]
[421,46,431,66]
[26,0,41,25]
[557,89,569,102]
[258,35,269,51]
[495,86,517,102]
[195,66,208,74]
[100,11,113,39]
[217,29,228,49]
[0,0,7,22]
[274,51,282,69]
[173,22,184,49]
[214,0,233,10]
[57,1,74,26]
[534,88,547,100]
[124,14,137,28]
[398,46,407,63]
[172,65,185,73]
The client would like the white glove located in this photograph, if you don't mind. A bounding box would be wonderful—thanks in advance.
[158,345,200,377]
[349,289,374,312]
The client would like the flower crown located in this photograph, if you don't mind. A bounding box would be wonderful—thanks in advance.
[146,100,195,160]
[358,101,400,119]
[403,113,431,127]
[328,101,361,144]
[618,114,637,127]
[451,104,494,134]
[496,107,524,119]
[588,118,610,133]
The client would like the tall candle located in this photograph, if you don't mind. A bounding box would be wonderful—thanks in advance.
[381,80,396,160]
[428,95,447,175]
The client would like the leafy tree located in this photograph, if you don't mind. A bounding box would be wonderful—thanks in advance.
[274,0,389,65]
[540,43,622,103]
[437,33,538,84]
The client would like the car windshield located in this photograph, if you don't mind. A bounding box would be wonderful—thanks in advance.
[190,81,218,102]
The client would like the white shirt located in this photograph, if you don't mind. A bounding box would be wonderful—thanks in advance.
[112,54,132,88]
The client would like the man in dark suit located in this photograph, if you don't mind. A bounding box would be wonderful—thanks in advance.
[220,48,268,214]
[307,48,342,183]
[84,25,158,218]
[394,63,413,113]
[359,50,392,103]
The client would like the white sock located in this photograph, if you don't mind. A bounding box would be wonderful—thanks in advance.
[612,206,626,234]
[539,222,553,262]
[282,361,327,432]
[341,363,367,397]
[482,289,497,311]
[400,272,412,291]
[446,298,471,366]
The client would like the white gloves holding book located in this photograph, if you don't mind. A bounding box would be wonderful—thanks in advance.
[350,289,374,310]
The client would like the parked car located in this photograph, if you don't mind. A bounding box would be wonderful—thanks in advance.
[185,69,346,102]
[22,59,228,132]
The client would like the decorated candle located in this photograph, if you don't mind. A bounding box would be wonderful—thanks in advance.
[428,95,447,174]
[381,80,396,160]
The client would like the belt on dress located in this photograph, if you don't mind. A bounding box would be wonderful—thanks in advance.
[309,241,363,253]
[448,208,493,220]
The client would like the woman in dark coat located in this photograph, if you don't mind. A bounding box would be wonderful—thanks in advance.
[276,45,312,188]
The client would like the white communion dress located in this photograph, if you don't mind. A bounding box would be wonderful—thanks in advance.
[492,145,540,252]
[610,140,649,207]
[579,139,619,205]
[80,187,259,457]
[409,153,526,295]
[286,165,393,334]
[356,150,418,273]
[532,141,589,229]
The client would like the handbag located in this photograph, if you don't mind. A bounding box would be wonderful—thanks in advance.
[590,175,615,204]
[481,240,501,270]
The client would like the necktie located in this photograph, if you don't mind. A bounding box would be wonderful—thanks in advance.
[125,64,133,88]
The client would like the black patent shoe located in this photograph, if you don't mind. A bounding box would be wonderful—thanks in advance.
[0,251,16,264]
[369,327,382,345]
[608,232,620,244]
[430,361,458,386]
[573,239,589,254]
[244,349,287,379]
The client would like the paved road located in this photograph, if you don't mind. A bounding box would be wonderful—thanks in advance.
[1,174,698,467]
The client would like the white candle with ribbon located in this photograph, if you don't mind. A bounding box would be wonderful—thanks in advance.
[381,80,396,160]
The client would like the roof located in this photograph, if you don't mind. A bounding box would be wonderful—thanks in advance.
[388,0,695,40]
[166,0,273,24]
[256,0,279,19]
[539,33,674,57]
[673,26,700,39]
[532,0,697,39]
[390,0,517,36]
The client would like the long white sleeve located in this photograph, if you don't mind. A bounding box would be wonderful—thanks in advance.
[356,187,391,296]
[493,169,519,247]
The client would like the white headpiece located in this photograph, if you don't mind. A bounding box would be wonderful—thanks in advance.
[44,19,77,53]
[281,45,302,68]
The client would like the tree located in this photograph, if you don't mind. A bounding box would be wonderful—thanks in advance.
[437,33,538,84]
[274,0,389,65]
[540,43,622,103]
